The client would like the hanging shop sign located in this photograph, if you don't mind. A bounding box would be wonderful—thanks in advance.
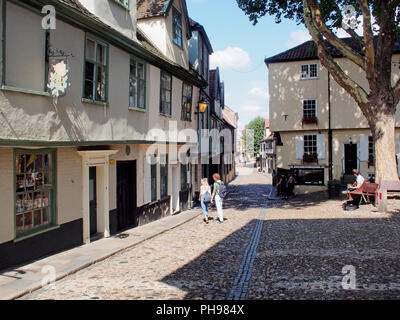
[47,57,70,99]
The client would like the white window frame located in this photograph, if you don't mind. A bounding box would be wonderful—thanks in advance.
[302,99,318,118]
[301,63,318,79]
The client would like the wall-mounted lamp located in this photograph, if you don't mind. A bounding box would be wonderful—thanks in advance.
[198,100,208,113]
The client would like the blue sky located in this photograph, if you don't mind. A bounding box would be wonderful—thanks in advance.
[186,0,312,130]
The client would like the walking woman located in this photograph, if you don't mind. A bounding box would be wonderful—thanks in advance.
[199,178,211,224]
[211,173,224,224]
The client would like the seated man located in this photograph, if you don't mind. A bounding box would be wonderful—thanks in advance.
[348,169,365,191]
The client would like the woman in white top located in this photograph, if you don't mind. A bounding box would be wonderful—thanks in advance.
[199,178,211,224]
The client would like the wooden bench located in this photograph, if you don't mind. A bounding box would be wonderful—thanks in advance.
[347,181,379,205]
[378,180,400,197]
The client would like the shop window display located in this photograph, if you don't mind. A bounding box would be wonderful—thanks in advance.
[15,151,55,236]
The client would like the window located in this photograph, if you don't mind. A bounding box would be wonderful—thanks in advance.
[368,136,374,158]
[198,38,204,76]
[151,158,157,202]
[301,63,318,79]
[181,83,192,121]
[114,0,129,9]
[130,57,146,109]
[292,168,324,185]
[304,135,317,156]
[160,71,172,116]
[160,155,168,199]
[203,45,209,80]
[172,8,183,47]
[368,136,374,165]
[15,150,56,237]
[303,99,317,118]
[84,37,108,102]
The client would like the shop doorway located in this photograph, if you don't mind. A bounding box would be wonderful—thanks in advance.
[117,161,137,230]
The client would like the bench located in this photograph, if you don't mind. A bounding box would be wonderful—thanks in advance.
[378,180,400,197]
[347,181,379,205]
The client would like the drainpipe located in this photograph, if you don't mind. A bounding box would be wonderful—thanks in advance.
[328,72,333,181]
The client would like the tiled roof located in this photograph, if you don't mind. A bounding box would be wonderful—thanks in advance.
[58,0,100,21]
[137,0,169,20]
[222,107,237,129]
[52,1,203,86]
[265,36,400,64]
[189,18,213,53]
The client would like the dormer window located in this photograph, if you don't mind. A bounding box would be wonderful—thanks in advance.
[172,8,182,47]
[114,0,129,9]
[301,63,318,79]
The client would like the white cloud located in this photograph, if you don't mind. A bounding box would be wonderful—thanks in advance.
[210,47,251,71]
[286,30,311,48]
[249,87,269,100]
[242,105,263,113]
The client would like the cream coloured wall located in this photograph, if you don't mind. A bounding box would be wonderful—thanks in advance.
[276,128,400,193]
[0,148,14,243]
[268,60,329,132]
[79,0,138,42]
[57,147,83,224]
[137,0,189,70]
[137,18,167,55]
[268,55,400,133]
[146,64,200,143]
[5,2,46,92]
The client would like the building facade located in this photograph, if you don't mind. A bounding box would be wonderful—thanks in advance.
[0,0,209,270]
[265,39,400,194]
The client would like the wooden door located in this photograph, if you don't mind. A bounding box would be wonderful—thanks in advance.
[117,161,137,230]
[345,144,358,175]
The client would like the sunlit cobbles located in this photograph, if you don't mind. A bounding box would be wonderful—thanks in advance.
[20,168,269,300]
[20,168,400,300]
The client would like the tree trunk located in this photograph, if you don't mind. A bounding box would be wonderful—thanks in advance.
[371,110,399,183]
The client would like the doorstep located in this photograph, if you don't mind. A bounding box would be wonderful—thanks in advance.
[0,208,202,300]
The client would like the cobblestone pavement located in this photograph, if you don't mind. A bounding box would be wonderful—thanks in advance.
[21,168,400,300]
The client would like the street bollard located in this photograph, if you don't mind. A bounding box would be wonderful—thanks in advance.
[376,188,388,213]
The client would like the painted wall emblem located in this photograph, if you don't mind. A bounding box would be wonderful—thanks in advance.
[47,58,70,99]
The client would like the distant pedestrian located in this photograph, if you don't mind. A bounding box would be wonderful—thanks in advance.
[211,173,224,224]
[199,178,211,224]
[287,174,295,197]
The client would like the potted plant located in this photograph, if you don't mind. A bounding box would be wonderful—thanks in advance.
[327,180,343,199]
[303,152,318,163]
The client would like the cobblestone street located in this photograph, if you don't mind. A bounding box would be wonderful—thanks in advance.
[21,168,400,300]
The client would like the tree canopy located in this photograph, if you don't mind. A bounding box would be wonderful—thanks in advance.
[237,0,400,182]
[244,117,266,157]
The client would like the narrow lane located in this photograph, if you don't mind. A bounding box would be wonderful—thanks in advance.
[21,168,270,300]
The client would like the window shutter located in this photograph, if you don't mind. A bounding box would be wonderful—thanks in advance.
[317,134,326,160]
[296,135,304,159]
[359,135,369,162]
[143,156,151,203]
